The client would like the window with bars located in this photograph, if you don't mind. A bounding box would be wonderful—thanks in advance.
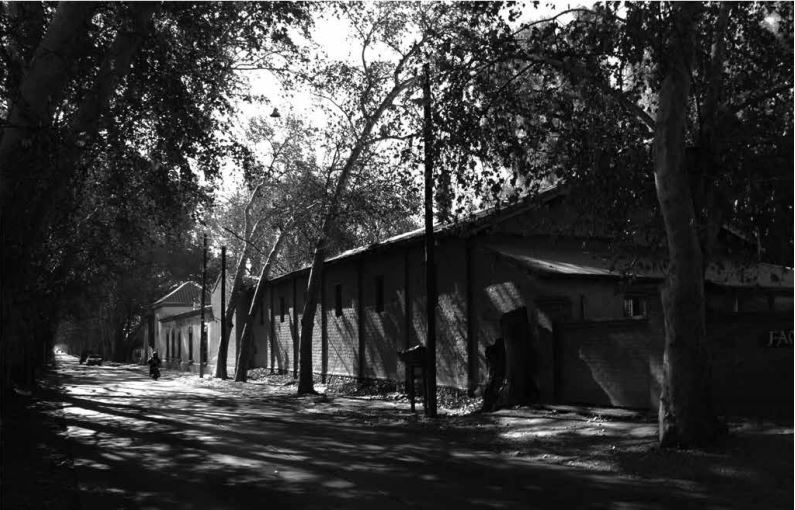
[623,295,647,318]
[374,275,384,313]
[334,284,343,317]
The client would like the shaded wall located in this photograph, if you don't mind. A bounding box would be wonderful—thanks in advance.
[707,311,793,418]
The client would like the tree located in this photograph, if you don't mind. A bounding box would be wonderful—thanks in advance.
[293,3,445,394]
[429,2,792,446]
[212,115,320,378]
[0,2,310,392]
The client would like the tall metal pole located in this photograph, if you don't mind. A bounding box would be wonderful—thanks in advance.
[200,233,207,378]
[423,62,438,418]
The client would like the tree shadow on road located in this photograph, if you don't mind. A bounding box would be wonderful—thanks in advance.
[29,356,793,510]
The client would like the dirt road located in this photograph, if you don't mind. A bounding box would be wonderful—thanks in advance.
[40,355,791,510]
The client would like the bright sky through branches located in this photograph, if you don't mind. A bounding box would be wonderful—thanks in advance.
[216,2,596,200]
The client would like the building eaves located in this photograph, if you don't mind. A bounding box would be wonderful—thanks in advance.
[265,186,566,286]
[486,243,794,290]
[152,282,203,307]
[159,305,214,323]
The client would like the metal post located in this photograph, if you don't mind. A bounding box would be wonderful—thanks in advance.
[423,62,438,418]
[220,245,226,378]
[200,233,207,378]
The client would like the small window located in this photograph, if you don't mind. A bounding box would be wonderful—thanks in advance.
[374,275,384,313]
[623,296,647,318]
[335,284,343,317]
[280,297,285,323]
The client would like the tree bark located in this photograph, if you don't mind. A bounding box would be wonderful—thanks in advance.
[0,3,156,390]
[480,337,505,412]
[0,2,95,186]
[234,228,289,382]
[3,1,46,110]
[654,4,721,448]
[296,75,418,395]
[214,185,267,378]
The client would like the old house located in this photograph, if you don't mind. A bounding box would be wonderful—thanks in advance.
[145,277,255,375]
[243,189,793,416]
[144,282,207,370]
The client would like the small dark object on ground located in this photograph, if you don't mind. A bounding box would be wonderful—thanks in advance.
[398,345,428,413]
[85,354,103,366]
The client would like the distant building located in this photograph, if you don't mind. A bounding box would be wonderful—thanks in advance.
[244,188,793,417]
[145,278,254,374]
[144,282,205,369]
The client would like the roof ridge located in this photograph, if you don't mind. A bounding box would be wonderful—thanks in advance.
[152,281,202,306]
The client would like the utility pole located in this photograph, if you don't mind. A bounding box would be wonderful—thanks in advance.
[218,245,227,379]
[200,233,207,378]
[423,62,438,418]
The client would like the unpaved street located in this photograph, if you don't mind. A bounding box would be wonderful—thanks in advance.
[45,355,790,510]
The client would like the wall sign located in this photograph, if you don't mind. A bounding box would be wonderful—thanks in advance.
[762,329,794,348]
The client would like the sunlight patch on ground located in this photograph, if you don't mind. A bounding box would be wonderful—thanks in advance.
[74,458,112,470]
[275,467,320,483]
[66,425,98,437]
[254,451,310,462]
[323,478,357,489]
[501,427,562,439]
[100,452,126,462]
[208,453,266,469]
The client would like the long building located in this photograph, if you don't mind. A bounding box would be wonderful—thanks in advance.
[242,189,792,416]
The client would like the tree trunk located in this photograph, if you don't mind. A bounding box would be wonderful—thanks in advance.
[296,76,419,395]
[0,3,156,390]
[654,4,721,448]
[0,3,95,392]
[3,1,46,110]
[214,186,268,378]
[480,338,505,412]
[0,3,95,183]
[234,229,288,382]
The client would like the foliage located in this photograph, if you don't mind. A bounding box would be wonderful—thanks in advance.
[430,2,793,263]
[0,2,311,385]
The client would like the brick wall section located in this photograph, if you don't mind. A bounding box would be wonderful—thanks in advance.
[434,239,469,388]
[249,286,269,368]
[324,264,360,378]
[361,251,404,380]
[406,245,427,351]
[558,319,654,409]
[470,241,663,403]
[312,274,325,379]
[270,279,295,374]
[706,311,793,418]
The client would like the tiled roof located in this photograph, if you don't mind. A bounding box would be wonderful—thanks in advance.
[152,282,204,307]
